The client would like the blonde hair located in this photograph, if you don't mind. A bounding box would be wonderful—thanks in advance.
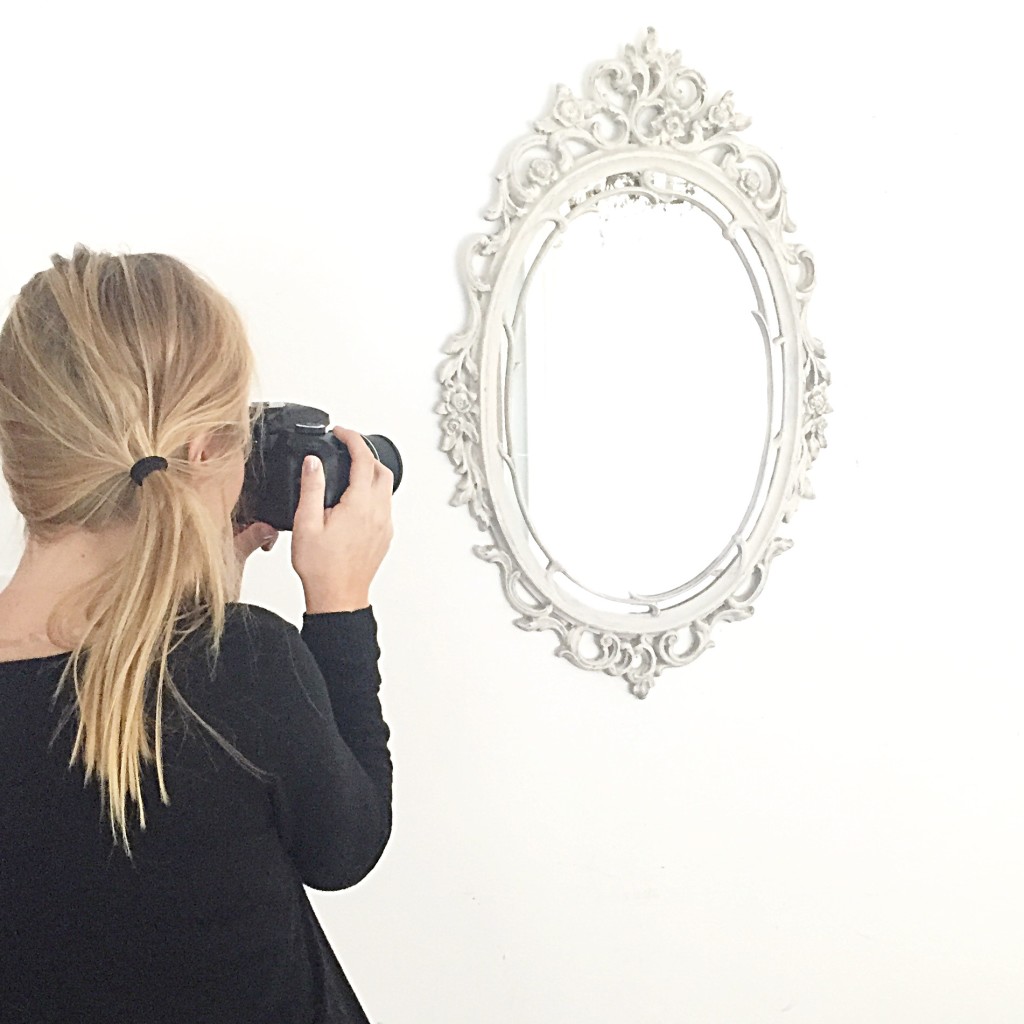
[0,243,269,856]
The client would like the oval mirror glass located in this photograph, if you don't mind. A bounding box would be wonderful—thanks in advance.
[506,181,768,600]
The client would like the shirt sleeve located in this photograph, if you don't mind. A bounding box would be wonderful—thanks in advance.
[243,605,393,891]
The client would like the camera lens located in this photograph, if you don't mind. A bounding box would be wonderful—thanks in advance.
[365,434,402,491]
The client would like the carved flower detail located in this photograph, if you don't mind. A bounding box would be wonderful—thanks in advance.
[651,109,693,144]
[708,91,753,135]
[534,84,600,135]
[806,384,832,418]
[551,84,599,127]
[528,157,558,186]
[438,380,478,452]
[440,415,464,451]
[804,384,831,460]
[708,94,738,128]
[556,96,581,124]
[737,168,762,196]
[663,114,687,136]
[441,380,472,414]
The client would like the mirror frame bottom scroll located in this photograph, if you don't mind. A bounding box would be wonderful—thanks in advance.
[437,26,831,698]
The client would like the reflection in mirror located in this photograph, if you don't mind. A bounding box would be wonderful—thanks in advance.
[505,171,775,604]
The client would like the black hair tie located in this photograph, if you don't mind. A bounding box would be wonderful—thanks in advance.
[130,456,169,486]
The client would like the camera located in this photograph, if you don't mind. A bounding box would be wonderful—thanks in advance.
[233,402,402,532]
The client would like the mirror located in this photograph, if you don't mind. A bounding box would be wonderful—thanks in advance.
[438,27,831,697]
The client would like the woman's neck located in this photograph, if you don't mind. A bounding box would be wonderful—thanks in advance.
[0,524,134,651]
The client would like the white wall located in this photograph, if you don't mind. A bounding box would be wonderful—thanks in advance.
[2,3,1021,1021]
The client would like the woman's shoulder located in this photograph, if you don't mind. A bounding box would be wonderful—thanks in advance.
[174,602,302,686]
[223,601,299,638]
[220,601,304,661]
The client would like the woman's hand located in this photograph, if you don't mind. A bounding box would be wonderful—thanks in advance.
[232,519,278,571]
[228,519,278,602]
[291,426,393,612]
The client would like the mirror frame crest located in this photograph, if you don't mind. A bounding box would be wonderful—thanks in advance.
[437,26,831,697]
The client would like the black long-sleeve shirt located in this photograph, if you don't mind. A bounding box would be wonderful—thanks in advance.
[0,602,392,1023]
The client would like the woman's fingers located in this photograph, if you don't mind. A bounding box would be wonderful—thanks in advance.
[294,453,327,534]
[331,427,374,497]
[233,520,278,561]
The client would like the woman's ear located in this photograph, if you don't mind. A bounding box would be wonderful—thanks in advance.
[187,431,215,464]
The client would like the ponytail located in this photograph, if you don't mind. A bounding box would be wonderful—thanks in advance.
[51,460,257,854]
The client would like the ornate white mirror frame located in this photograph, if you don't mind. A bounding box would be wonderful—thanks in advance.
[437,27,831,698]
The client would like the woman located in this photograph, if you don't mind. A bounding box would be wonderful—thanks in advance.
[0,244,394,1023]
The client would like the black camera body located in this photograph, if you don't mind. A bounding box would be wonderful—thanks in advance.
[234,402,402,533]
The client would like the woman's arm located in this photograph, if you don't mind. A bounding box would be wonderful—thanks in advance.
[251,606,393,891]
